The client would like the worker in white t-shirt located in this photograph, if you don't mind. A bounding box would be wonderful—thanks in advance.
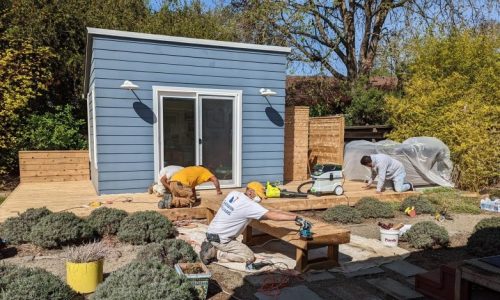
[148,165,184,196]
[200,181,310,270]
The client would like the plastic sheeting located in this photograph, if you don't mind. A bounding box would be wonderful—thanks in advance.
[343,137,454,187]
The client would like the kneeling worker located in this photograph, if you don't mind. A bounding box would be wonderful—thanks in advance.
[200,181,310,270]
[360,154,413,194]
[150,165,184,196]
[168,165,222,208]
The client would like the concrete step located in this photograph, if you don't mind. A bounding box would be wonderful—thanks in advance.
[367,278,424,300]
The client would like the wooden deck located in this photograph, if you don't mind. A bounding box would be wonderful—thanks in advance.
[0,180,418,222]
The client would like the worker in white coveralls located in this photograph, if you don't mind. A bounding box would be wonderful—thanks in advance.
[360,154,414,194]
[148,165,184,196]
[199,181,310,270]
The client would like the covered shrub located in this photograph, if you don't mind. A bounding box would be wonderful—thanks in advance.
[135,239,198,266]
[0,264,76,300]
[92,261,197,300]
[355,197,395,218]
[117,211,175,245]
[87,207,128,236]
[0,207,52,244]
[30,212,95,248]
[400,196,435,215]
[402,221,449,249]
[323,205,363,224]
[466,217,500,257]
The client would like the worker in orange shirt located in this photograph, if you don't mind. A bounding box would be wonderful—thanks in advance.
[167,166,222,208]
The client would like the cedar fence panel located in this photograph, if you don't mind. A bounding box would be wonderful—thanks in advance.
[309,116,345,166]
[19,151,90,183]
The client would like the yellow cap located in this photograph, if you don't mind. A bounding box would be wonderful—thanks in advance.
[246,181,266,199]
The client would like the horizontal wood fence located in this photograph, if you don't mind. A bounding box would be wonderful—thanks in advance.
[19,151,90,183]
[309,116,345,166]
[344,125,392,142]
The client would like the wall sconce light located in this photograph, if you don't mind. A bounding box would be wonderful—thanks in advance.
[120,80,139,90]
[259,88,277,97]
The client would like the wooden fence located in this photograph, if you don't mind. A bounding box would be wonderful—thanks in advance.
[284,106,310,181]
[19,151,89,183]
[309,116,345,166]
[344,125,392,143]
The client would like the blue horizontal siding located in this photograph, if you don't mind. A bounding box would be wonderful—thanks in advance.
[93,58,284,77]
[93,38,287,64]
[92,35,286,194]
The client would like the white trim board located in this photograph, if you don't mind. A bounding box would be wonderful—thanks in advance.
[152,86,243,189]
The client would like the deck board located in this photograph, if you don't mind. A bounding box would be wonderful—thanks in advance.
[0,180,418,222]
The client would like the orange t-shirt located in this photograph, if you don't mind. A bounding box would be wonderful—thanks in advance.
[170,166,214,188]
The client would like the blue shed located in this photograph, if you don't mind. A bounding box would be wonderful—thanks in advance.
[83,28,290,195]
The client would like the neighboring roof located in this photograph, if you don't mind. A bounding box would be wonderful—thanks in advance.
[83,27,291,95]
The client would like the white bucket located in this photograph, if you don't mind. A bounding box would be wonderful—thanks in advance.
[380,228,400,247]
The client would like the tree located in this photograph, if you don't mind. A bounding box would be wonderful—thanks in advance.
[386,28,500,191]
[232,0,498,82]
[0,40,55,176]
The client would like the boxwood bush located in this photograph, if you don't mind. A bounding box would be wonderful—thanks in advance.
[466,217,500,257]
[92,261,197,300]
[30,212,95,248]
[402,221,450,249]
[0,264,76,300]
[0,207,52,244]
[135,239,198,266]
[355,197,395,218]
[323,205,363,224]
[87,207,128,236]
[400,196,435,215]
[117,211,176,245]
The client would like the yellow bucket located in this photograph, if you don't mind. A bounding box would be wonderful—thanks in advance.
[66,260,103,293]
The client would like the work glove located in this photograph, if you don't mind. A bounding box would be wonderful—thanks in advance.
[295,216,306,226]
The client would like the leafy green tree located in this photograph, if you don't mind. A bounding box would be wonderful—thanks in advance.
[20,105,87,150]
[345,79,389,125]
[386,28,500,191]
[0,39,55,176]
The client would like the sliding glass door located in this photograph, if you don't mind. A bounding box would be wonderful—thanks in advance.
[159,91,239,187]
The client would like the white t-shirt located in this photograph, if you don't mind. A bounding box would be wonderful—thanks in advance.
[207,191,269,243]
[159,165,183,180]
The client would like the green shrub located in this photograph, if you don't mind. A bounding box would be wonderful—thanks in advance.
[0,264,76,300]
[466,227,500,257]
[30,212,95,248]
[92,261,197,300]
[0,207,52,244]
[473,217,500,232]
[323,205,363,224]
[355,197,395,218]
[87,207,128,236]
[345,80,389,126]
[135,239,198,266]
[117,211,176,245]
[400,196,435,215]
[402,221,450,249]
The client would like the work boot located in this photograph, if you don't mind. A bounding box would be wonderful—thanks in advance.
[148,183,154,194]
[157,193,173,209]
[199,241,216,265]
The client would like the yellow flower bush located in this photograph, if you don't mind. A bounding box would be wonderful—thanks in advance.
[386,29,500,191]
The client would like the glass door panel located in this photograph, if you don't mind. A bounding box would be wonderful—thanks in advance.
[200,97,233,183]
[162,98,196,167]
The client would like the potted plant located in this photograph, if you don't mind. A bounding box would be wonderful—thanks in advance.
[175,262,212,300]
[65,241,108,293]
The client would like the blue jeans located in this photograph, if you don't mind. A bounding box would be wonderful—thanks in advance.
[392,172,411,192]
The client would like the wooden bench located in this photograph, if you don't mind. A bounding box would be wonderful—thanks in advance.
[242,218,350,272]
[205,203,350,272]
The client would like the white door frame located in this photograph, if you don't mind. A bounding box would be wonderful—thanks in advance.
[152,86,243,189]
